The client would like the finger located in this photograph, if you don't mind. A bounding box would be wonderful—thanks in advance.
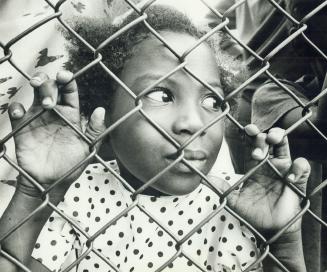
[244,124,268,161]
[30,72,58,110]
[38,80,58,109]
[266,127,285,145]
[244,124,261,136]
[286,157,311,194]
[30,72,49,88]
[85,107,106,145]
[251,132,268,161]
[8,102,26,129]
[266,127,290,159]
[56,70,79,109]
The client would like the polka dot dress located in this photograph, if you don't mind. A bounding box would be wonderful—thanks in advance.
[32,161,262,272]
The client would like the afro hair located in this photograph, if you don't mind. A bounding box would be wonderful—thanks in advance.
[61,4,246,117]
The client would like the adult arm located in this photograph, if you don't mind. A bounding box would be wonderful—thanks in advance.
[252,76,327,161]
[275,81,327,162]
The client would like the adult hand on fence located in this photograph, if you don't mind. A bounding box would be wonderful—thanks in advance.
[228,124,310,235]
[8,70,106,196]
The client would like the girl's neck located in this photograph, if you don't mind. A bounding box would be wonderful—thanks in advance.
[118,163,169,197]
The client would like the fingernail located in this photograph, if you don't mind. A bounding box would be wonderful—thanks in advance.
[287,173,295,182]
[30,76,44,87]
[12,109,22,118]
[252,148,263,159]
[56,70,73,83]
[244,124,260,136]
[42,97,53,107]
[93,107,105,120]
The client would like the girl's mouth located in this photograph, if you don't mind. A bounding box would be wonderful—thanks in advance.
[166,149,207,160]
[165,149,208,173]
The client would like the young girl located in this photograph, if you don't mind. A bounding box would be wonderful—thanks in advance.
[0,5,310,272]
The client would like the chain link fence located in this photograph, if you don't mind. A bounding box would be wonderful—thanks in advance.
[0,0,326,271]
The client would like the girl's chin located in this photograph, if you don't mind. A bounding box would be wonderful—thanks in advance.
[153,175,202,196]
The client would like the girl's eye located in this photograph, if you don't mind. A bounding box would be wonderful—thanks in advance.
[202,95,222,111]
[145,88,174,103]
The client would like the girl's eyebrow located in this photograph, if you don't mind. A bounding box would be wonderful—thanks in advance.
[133,74,223,95]
[134,73,166,82]
[134,74,222,88]
[206,82,223,89]
[203,82,224,95]
[133,73,178,88]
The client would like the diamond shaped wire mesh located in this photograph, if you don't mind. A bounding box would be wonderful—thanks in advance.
[0,0,326,271]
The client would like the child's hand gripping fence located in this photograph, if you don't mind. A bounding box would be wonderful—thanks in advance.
[0,0,326,271]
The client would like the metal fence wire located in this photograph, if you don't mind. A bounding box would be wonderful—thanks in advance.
[0,0,326,271]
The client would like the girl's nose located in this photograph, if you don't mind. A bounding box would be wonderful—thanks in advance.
[171,105,206,136]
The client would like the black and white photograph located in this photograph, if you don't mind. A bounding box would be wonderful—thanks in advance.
[0,0,326,271]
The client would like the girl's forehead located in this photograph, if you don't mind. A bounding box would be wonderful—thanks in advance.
[134,31,211,57]
[122,31,220,81]
[118,31,222,94]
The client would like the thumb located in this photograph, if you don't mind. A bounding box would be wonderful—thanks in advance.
[286,157,311,194]
[85,107,106,147]
[8,102,26,129]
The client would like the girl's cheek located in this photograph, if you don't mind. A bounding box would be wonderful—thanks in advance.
[209,122,224,150]
[211,120,224,136]
[141,107,173,129]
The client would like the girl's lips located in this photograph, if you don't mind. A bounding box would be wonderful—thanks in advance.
[165,150,208,173]
[165,149,207,161]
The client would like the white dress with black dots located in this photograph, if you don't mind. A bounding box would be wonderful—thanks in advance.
[32,161,262,272]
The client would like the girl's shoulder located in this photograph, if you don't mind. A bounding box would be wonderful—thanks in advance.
[69,160,122,192]
[60,160,129,218]
[83,160,120,175]
[206,171,243,192]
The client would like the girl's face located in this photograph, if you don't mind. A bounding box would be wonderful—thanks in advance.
[107,31,224,196]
